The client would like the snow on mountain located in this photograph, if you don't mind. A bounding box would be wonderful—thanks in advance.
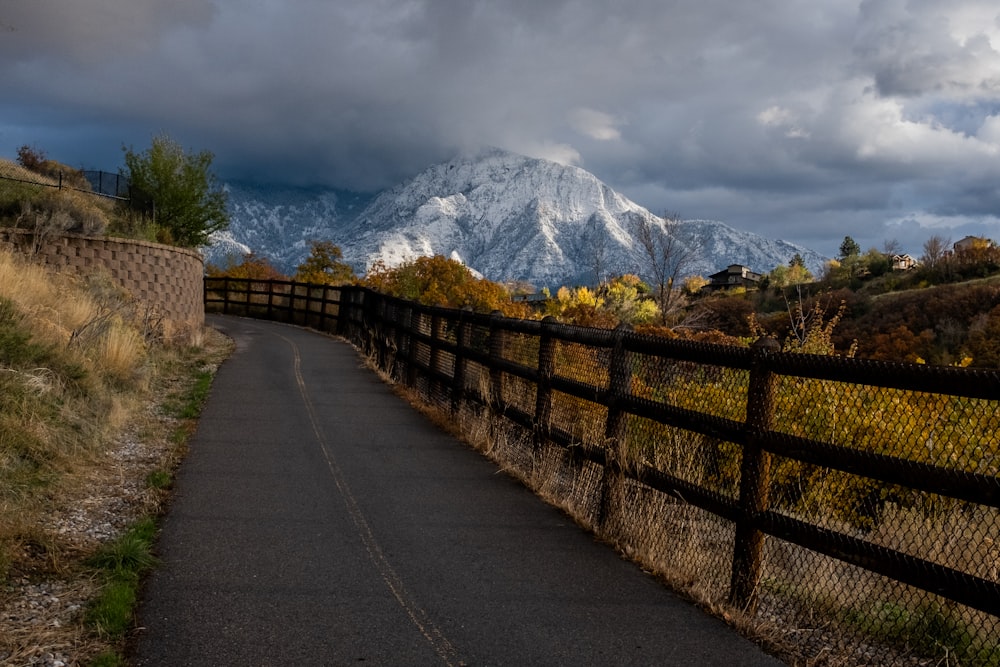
[211,149,826,288]
[205,182,372,270]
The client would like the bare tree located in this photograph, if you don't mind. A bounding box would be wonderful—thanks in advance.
[634,211,699,326]
[921,234,951,269]
[881,238,902,256]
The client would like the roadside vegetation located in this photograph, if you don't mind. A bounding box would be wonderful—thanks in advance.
[211,227,1000,370]
[0,248,230,665]
[1,138,229,248]
[205,236,1000,664]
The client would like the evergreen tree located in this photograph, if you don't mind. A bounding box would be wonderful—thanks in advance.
[839,235,861,259]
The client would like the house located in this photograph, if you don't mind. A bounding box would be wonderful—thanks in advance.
[953,236,991,254]
[890,253,919,271]
[704,264,762,291]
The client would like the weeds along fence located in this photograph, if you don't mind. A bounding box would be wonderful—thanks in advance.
[206,277,1000,665]
[0,161,130,202]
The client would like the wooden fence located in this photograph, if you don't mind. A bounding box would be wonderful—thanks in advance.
[205,276,1000,663]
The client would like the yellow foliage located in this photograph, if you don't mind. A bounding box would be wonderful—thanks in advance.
[206,252,287,280]
[363,255,526,316]
[293,240,354,285]
[602,275,660,325]
[682,275,710,295]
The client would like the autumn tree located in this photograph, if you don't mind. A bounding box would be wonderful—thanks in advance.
[294,240,354,285]
[861,247,890,277]
[768,256,813,288]
[633,212,698,325]
[15,144,89,189]
[16,145,46,172]
[867,324,935,363]
[750,290,857,356]
[967,305,1000,368]
[599,274,659,325]
[682,275,709,295]
[123,134,229,247]
[545,285,617,327]
[206,252,286,280]
[363,255,526,316]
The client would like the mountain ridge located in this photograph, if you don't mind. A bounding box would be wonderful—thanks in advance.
[208,149,827,288]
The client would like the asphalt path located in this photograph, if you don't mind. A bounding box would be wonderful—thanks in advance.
[133,315,785,666]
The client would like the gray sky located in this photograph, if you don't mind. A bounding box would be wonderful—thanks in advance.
[2,0,1000,258]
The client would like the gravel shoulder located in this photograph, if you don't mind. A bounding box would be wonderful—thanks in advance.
[0,327,233,667]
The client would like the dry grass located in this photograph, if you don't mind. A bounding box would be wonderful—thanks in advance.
[353,351,782,657]
[0,249,149,565]
[0,247,233,663]
[96,322,147,383]
[352,340,1000,666]
[0,158,115,237]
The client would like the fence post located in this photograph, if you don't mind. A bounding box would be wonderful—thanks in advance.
[223,277,231,315]
[451,307,473,415]
[375,295,390,372]
[319,285,330,332]
[406,307,421,388]
[598,323,632,530]
[430,313,443,387]
[389,300,407,383]
[729,336,780,613]
[533,316,558,452]
[335,287,353,337]
[488,310,506,416]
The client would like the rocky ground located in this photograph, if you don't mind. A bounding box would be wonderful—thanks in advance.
[0,329,232,667]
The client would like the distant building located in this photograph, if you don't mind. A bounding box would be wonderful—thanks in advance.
[704,264,762,291]
[890,253,919,271]
[953,236,992,254]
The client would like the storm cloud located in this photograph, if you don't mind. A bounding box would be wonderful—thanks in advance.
[2,0,999,258]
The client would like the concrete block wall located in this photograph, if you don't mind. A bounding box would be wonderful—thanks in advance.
[0,228,204,335]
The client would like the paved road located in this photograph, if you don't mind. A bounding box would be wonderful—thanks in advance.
[133,315,784,666]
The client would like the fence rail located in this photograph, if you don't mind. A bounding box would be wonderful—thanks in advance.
[0,161,130,202]
[205,276,1000,664]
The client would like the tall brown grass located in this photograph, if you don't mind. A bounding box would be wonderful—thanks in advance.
[0,159,115,236]
[0,249,152,576]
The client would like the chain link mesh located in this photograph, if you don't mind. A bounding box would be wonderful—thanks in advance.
[216,285,1000,665]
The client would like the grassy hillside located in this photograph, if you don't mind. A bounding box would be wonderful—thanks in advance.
[0,248,231,665]
[698,273,1000,367]
[0,157,160,242]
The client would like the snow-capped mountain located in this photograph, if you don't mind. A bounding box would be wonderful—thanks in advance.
[207,182,373,269]
[210,149,826,288]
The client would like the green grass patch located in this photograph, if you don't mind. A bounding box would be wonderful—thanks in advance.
[87,652,126,667]
[85,517,159,640]
[145,469,172,490]
[86,517,158,575]
[86,578,139,638]
[179,370,214,418]
[162,368,214,420]
[843,600,1000,666]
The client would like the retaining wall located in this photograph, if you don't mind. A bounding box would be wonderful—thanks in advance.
[0,228,204,335]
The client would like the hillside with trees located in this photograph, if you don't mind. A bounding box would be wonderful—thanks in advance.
[709,234,1000,367]
[205,229,1000,368]
[1,138,228,248]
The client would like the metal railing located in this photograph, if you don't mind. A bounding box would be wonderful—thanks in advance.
[205,276,1000,665]
[0,161,130,202]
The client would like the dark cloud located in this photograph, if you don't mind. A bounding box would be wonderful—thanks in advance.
[1,0,999,258]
